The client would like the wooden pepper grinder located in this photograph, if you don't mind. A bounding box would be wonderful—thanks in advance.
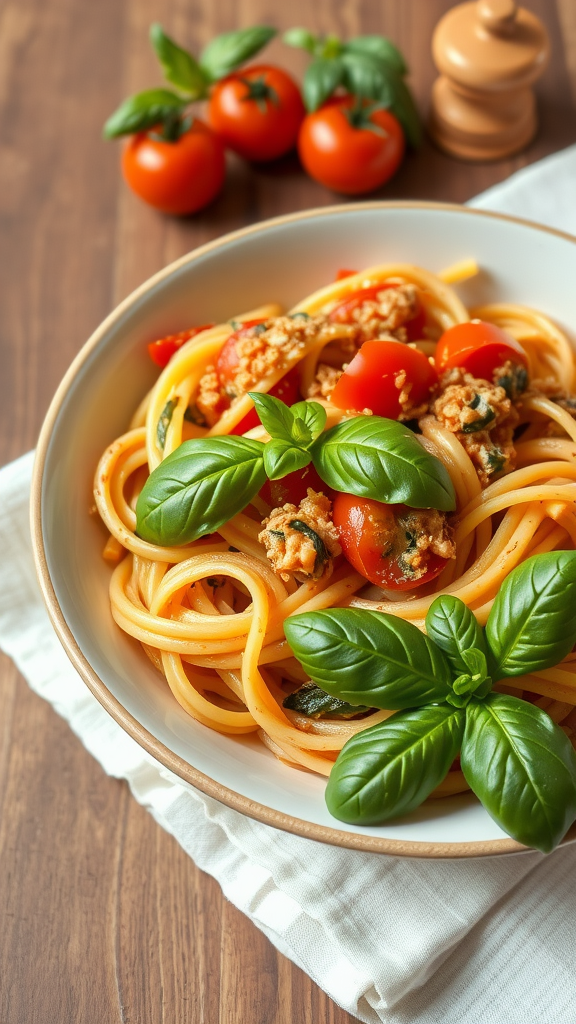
[429,0,550,160]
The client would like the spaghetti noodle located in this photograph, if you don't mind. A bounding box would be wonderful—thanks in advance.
[93,263,576,796]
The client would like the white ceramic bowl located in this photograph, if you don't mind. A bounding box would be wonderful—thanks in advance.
[32,202,576,857]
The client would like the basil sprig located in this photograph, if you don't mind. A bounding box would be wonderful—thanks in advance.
[286,551,576,852]
[104,24,276,140]
[283,28,421,145]
[135,394,455,546]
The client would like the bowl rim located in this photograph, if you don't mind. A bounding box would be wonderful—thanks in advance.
[30,199,576,858]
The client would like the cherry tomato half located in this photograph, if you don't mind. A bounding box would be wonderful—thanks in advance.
[331,340,438,418]
[333,494,448,590]
[298,98,405,195]
[148,324,215,368]
[435,320,528,380]
[215,320,266,385]
[215,322,301,434]
[329,284,426,342]
[122,118,225,215]
[208,65,305,162]
[260,464,329,509]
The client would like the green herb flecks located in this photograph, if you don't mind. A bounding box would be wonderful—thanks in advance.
[288,520,330,574]
[461,393,496,433]
[495,364,528,400]
[157,399,178,449]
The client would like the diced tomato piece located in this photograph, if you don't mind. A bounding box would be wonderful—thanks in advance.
[331,340,438,419]
[148,324,215,367]
[335,268,358,280]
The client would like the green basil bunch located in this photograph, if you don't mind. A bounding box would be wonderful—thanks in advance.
[104,24,276,141]
[283,29,421,146]
[284,551,576,853]
[135,394,456,545]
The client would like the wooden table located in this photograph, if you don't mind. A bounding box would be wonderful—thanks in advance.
[1,1,575,1020]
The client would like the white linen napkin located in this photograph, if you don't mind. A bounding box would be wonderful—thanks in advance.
[3,146,576,1024]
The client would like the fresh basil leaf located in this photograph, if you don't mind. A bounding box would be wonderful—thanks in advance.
[289,401,327,445]
[283,27,317,53]
[283,682,370,719]
[425,595,488,676]
[311,417,456,511]
[136,437,266,546]
[343,36,407,76]
[149,24,208,97]
[249,392,296,444]
[485,551,576,680]
[199,26,276,81]
[385,70,422,147]
[284,608,452,709]
[249,393,326,449]
[461,694,576,853]
[103,88,186,139]
[264,441,311,481]
[341,52,394,106]
[157,398,177,449]
[303,57,345,112]
[325,704,465,825]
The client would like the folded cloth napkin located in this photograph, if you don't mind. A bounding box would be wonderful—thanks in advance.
[2,146,576,1024]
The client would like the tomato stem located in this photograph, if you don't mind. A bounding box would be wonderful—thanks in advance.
[149,110,193,143]
[238,75,279,113]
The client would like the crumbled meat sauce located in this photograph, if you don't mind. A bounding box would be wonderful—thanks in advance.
[394,368,431,421]
[369,506,455,580]
[307,363,344,400]
[258,489,341,582]
[342,283,420,342]
[196,365,225,427]
[430,368,519,486]
[433,368,512,433]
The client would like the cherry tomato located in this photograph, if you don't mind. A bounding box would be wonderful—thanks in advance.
[298,98,405,195]
[330,284,426,342]
[148,324,215,368]
[260,464,329,508]
[208,65,305,162]
[331,340,438,418]
[435,321,528,380]
[122,118,225,215]
[215,320,266,385]
[215,322,301,434]
[333,494,448,590]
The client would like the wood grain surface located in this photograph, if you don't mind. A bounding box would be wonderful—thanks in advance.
[1,1,575,1020]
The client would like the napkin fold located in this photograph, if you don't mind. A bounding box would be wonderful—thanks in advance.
[3,145,576,1024]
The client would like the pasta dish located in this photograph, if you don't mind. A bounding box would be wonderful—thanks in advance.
[93,261,576,849]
